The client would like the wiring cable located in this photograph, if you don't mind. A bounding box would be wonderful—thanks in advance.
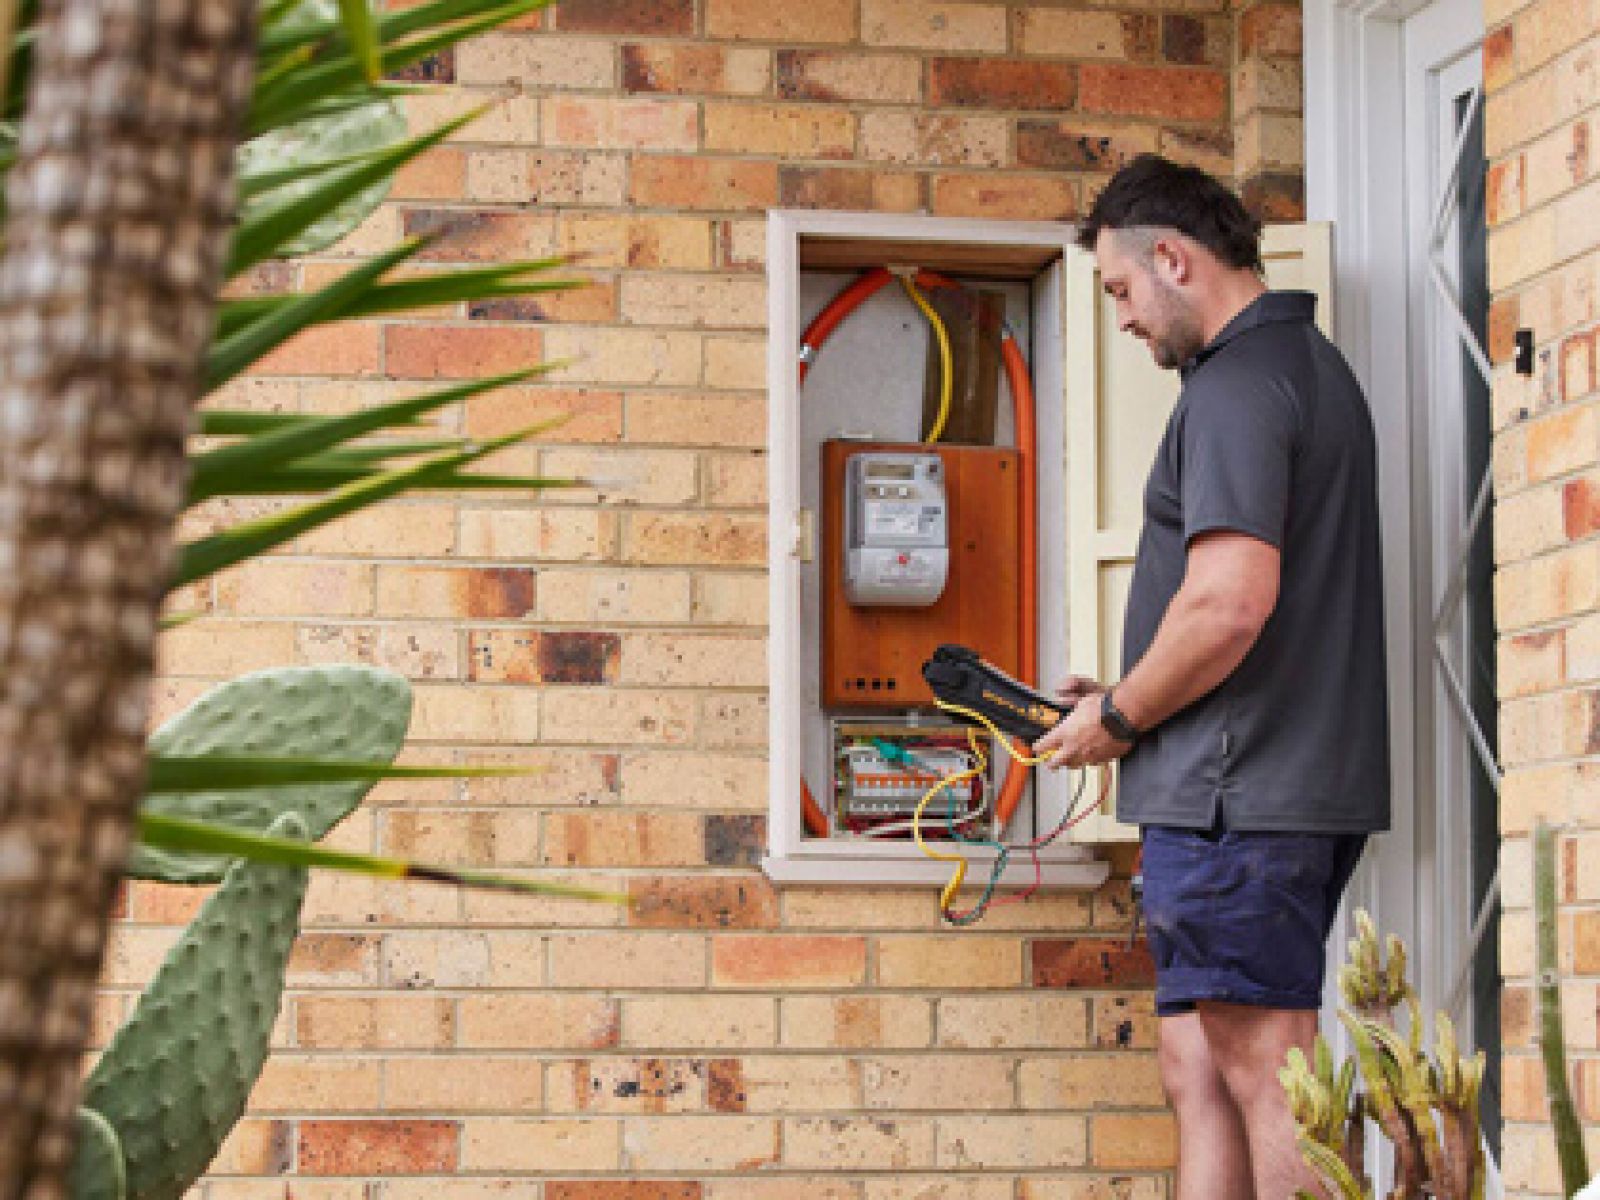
[897,274,953,443]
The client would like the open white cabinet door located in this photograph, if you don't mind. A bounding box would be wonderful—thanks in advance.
[1063,223,1335,842]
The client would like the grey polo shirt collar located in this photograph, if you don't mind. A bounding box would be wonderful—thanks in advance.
[1179,290,1318,381]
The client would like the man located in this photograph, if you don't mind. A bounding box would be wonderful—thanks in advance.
[1034,155,1389,1200]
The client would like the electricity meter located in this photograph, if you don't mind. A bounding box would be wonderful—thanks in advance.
[842,451,949,607]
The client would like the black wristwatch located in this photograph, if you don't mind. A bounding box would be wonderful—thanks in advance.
[1100,689,1141,743]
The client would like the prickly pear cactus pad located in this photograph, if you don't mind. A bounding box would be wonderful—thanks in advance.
[69,1109,125,1200]
[81,813,311,1200]
[133,665,411,883]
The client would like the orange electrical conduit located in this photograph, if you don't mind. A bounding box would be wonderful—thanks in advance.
[797,266,1039,839]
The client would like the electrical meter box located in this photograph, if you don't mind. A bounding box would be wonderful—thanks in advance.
[821,439,1023,710]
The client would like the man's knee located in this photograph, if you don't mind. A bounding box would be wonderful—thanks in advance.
[1196,1002,1315,1102]
[1157,1014,1226,1109]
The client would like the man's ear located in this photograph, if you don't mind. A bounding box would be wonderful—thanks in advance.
[1151,236,1192,287]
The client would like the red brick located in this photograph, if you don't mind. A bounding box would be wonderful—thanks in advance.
[707,1059,747,1112]
[547,1185,702,1200]
[541,630,623,683]
[1079,64,1227,121]
[1484,24,1516,91]
[1562,328,1597,400]
[931,174,1077,220]
[298,1121,458,1174]
[553,0,693,34]
[379,566,537,619]
[779,166,923,212]
[1238,2,1302,55]
[928,57,1076,110]
[384,324,542,379]
[628,875,781,928]
[469,281,620,325]
[253,323,382,377]
[1240,171,1305,221]
[706,0,857,43]
[392,147,468,200]
[1161,15,1226,66]
[1032,939,1156,988]
[632,156,780,211]
[1490,294,1520,363]
[1567,478,1600,539]
[712,935,868,987]
[1487,155,1526,226]
[1016,120,1157,171]
[403,209,553,262]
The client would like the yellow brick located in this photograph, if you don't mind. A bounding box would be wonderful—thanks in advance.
[936,1115,1089,1169]
[463,870,629,928]
[383,1184,544,1200]
[619,633,768,687]
[402,91,543,146]
[622,995,777,1049]
[540,448,700,507]
[457,994,621,1051]
[1495,542,1600,630]
[100,928,180,986]
[560,214,716,270]
[547,1057,706,1113]
[543,810,704,866]
[542,327,705,387]
[622,1116,780,1171]
[1489,205,1558,289]
[626,390,765,447]
[619,752,767,810]
[287,932,381,987]
[862,1056,1015,1110]
[156,621,300,677]
[620,274,768,330]
[249,1058,382,1112]
[861,0,1007,50]
[297,624,462,681]
[699,693,768,748]
[1236,111,1305,174]
[780,996,934,1049]
[1018,1053,1165,1108]
[703,103,856,158]
[548,932,708,987]
[454,34,615,88]
[383,1056,543,1112]
[864,1181,1014,1200]
[1524,117,1591,211]
[1516,0,1592,74]
[381,810,542,868]
[861,112,1009,167]
[781,889,943,930]
[712,935,868,989]
[292,504,458,558]
[460,1118,621,1170]
[1498,627,1566,697]
[706,1183,856,1200]
[539,690,697,746]
[1555,176,1600,265]
[214,561,374,618]
[784,1116,938,1169]
[457,508,619,561]
[723,1055,859,1111]
[301,869,461,927]
[409,684,544,743]
[1089,1112,1178,1169]
[1498,690,1576,764]
[624,513,766,566]
[877,937,1024,989]
[544,96,699,151]
[703,334,768,389]
[1495,483,1567,564]
[295,996,455,1049]
[705,452,767,507]
[1017,8,1129,57]
[382,930,546,989]
[693,573,769,625]
[207,1120,294,1175]
[936,996,1090,1049]
[706,0,857,42]
[1233,56,1304,113]
[536,568,695,623]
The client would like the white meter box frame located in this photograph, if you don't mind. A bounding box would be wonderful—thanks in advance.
[763,209,1109,889]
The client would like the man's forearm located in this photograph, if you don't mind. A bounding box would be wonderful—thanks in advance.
[1111,584,1268,733]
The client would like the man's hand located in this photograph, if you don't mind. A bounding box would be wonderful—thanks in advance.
[1032,696,1132,770]
[1055,675,1106,704]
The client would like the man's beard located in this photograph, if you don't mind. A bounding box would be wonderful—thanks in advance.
[1144,285,1205,370]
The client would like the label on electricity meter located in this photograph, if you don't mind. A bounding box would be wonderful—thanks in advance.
[843,452,949,607]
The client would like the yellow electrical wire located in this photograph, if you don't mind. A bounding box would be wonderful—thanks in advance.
[900,275,953,443]
[912,700,1051,913]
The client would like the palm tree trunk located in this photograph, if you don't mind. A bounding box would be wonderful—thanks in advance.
[0,0,255,1195]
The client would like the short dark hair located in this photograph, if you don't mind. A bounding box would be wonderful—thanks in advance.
[1075,154,1263,274]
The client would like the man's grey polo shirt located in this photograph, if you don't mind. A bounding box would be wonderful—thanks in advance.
[1116,290,1391,834]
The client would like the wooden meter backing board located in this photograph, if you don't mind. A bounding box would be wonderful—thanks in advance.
[821,440,1023,709]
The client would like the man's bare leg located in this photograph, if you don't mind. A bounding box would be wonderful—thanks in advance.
[1197,1002,1320,1199]
[1159,1011,1253,1199]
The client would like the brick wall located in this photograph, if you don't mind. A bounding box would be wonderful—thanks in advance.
[102,1,1308,1194]
[1486,0,1600,1192]
[1230,0,1303,219]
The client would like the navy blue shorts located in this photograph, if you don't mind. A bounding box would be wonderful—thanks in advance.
[1141,823,1366,1017]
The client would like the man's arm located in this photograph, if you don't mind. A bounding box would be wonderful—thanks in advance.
[1033,530,1279,768]
[1112,530,1279,733]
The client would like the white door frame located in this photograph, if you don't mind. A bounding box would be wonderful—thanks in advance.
[1305,0,1498,1185]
